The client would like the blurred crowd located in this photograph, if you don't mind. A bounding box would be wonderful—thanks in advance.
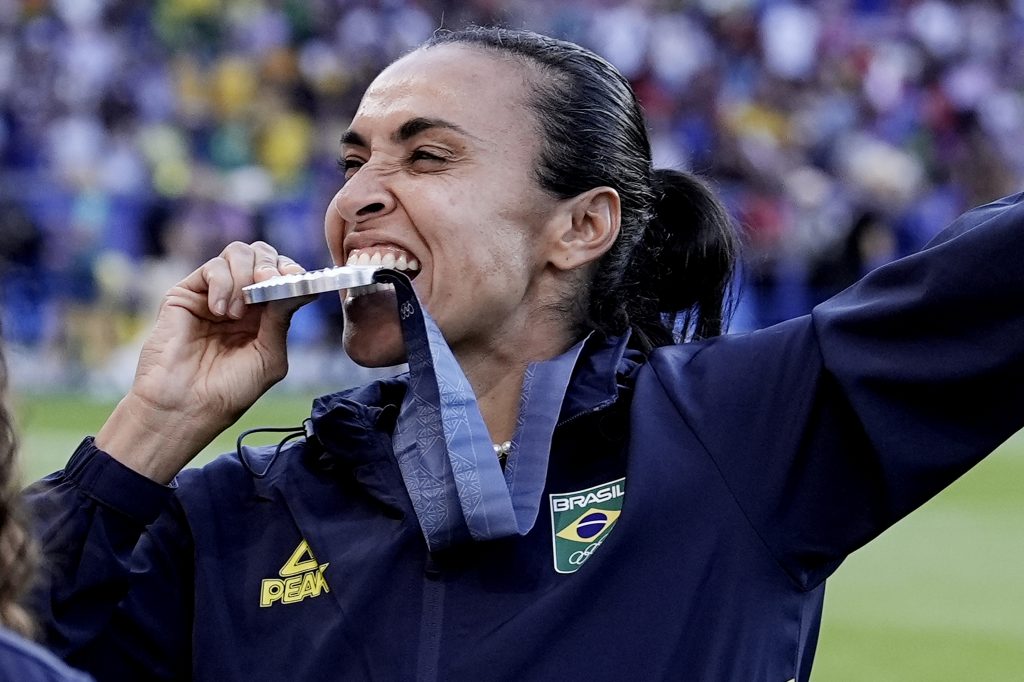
[1,0,1024,392]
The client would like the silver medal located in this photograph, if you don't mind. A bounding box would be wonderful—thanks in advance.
[242,265,381,304]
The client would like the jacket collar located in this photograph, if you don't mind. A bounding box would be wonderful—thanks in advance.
[251,333,640,497]
[558,331,640,423]
[309,331,638,431]
[247,332,642,563]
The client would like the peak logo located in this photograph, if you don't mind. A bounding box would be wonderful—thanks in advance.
[259,539,330,607]
[549,478,625,574]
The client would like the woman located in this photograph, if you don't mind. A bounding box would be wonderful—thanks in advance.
[0,354,92,681]
[26,27,1024,681]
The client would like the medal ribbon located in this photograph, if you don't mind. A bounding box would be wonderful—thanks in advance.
[375,270,585,551]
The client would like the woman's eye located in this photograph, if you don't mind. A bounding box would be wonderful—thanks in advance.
[409,149,447,165]
[337,157,364,178]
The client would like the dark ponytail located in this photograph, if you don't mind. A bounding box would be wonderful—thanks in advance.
[424,27,737,352]
[634,169,736,345]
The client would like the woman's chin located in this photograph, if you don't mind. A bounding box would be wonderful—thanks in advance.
[344,339,407,368]
[342,303,407,367]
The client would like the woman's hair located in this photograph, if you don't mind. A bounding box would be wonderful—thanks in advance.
[424,27,737,351]
[0,351,36,637]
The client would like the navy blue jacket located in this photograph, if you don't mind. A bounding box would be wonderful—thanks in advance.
[26,193,1024,680]
[0,627,92,681]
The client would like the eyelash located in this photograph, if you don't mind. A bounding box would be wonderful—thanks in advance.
[336,149,448,176]
[337,157,362,173]
[410,149,446,163]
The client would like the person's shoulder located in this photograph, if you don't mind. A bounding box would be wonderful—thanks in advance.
[642,316,815,390]
[0,628,92,681]
[642,333,720,380]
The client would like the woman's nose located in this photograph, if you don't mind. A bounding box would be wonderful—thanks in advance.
[334,166,397,223]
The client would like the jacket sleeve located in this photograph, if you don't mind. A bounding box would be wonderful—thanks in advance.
[0,627,94,682]
[649,191,1024,590]
[25,438,194,681]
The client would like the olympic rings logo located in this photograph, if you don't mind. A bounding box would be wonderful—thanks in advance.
[567,538,605,565]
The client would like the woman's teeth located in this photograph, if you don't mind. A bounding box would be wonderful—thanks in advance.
[347,282,395,298]
[346,250,420,271]
[345,249,420,299]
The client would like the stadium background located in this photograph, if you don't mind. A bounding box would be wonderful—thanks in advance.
[1,0,1023,678]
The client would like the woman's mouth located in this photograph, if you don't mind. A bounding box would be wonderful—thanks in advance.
[345,247,421,298]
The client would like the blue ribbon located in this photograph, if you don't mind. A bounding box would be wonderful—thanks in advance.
[374,270,585,551]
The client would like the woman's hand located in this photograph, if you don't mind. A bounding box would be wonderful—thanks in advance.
[95,241,312,483]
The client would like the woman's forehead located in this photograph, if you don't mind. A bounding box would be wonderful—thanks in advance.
[354,45,532,131]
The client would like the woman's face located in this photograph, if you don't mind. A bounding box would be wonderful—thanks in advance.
[327,45,565,367]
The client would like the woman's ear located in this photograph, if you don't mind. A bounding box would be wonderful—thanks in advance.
[549,186,621,271]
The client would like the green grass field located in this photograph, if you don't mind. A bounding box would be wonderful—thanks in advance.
[12,391,1024,680]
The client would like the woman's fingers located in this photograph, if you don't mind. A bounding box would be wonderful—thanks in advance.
[276,254,305,275]
[250,240,285,281]
[221,241,264,318]
[176,242,305,319]
[197,256,234,317]
[261,254,313,328]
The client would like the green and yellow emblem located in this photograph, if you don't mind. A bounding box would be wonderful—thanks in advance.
[549,478,625,574]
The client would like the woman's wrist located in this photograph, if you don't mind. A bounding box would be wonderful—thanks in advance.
[94,392,226,484]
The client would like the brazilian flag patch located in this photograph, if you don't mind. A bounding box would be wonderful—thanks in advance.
[549,478,625,574]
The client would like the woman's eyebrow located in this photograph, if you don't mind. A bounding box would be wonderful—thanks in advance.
[340,117,478,149]
[340,129,367,148]
[392,117,473,142]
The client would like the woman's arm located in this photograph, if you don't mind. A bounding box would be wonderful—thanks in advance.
[24,240,313,677]
[650,191,1024,589]
[25,440,192,680]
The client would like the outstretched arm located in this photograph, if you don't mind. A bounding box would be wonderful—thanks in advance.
[651,191,1024,588]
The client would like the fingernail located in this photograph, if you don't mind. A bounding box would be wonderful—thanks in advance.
[229,298,246,318]
[213,299,227,316]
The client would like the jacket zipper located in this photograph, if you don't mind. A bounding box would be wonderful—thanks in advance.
[417,554,445,682]
[412,399,617,680]
[556,397,618,429]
